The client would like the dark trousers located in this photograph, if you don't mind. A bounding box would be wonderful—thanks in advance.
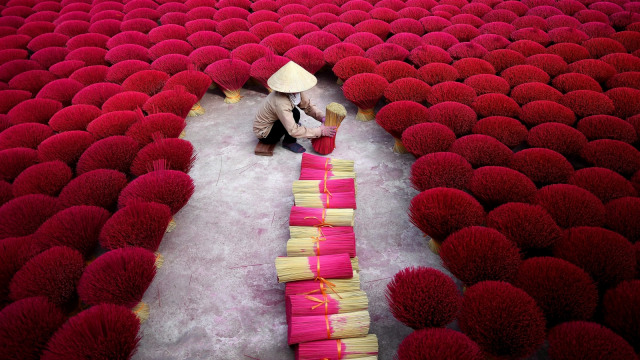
[260,108,301,144]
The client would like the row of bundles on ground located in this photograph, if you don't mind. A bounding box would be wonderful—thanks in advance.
[275,153,379,359]
[0,0,204,356]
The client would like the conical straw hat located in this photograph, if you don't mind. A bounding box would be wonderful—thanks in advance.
[268,61,318,93]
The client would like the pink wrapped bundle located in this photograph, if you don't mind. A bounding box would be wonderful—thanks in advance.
[292,179,355,195]
[289,226,354,238]
[285,271,360,296]
[289,206,354,227]
[275,253,354,283]
[287,233,357,257]
[299,168,356,181]
[287,310,370,345]
[296,335,379,360]
[286,291,368,322]
[294,192,356,209]
[301,153,354,172]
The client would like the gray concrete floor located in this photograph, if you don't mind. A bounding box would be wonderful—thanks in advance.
[133,72,546,360]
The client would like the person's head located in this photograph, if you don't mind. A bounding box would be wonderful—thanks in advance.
[268,61,317,95]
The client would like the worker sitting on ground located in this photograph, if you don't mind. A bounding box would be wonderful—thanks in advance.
[253,61,337,154]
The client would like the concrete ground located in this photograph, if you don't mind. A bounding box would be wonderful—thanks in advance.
[133,71,546,360]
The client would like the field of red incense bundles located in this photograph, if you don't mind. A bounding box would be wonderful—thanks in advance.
[0,0,640,357]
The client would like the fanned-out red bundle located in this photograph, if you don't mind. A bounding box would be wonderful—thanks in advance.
[8,70,57,95]
[0,60,43,83]
[535,184,605,229]
[149,39,193,61]
[7,98,61,125]
[487,202,561,252]
[342,73,388,121]
[0,296,67,360]
[463,74,510,96]
[606,197,640,244]
[37,131,96,166]
[35,206,111,258]
[249,21,284,40]
[100,201,172,252]
[0,123,54,151]
[187,31,223,48]
[205,58,251,103]
[449,134,513,168]
[284,45,325,74]
[126,112,186,146]
[410,152,473,192]
[401,123,456,158]
[250,54,289,92]
[471,93,521,118]
[188,46,230,72]
[105,61,151,85]
[510,83,563,105]
[332,56,376,85]
[408,45,453,68]
[143,88,198,118]
[551,73,602,94]
[219,31,260,50]
[554,227,635,290]
[69,66,110,87]
[101,92,150,113]
[409,188,485,253]
[148,24,188,44]
[561,90,615,118]
[150,54,192,76]
[118,168,195,216]
[105,44,151,65]
[376,101,429,153]
[384,78,431,104]
[283,22,320,38]
[458,281,546,360]
[231,43,271,64]
[322,22,356,41]
[107,31,151,50]
[9,246,83,308]
[386,267,461,329]
[581,139,640,177]
[0,148,38,182]
[11,161,72,197]
[510,148,575,186]
[76,135,139,174]
[513,257,597,327]
[468,166,536,208]
[260,33,299,55]
[35,79,83,107]
[344,32,383,51]
[427,81,476,106]
[440,226,522,287]
[0,180,12,206]
[374,60,418,83]
[311,102,347,155]
[31,47,70,70]
[471,116,527,148]
[0,194,59,240]
[577,115,637,144]
[58,169,128,210]
[396,328,482,360]
[131,138,195,176]
[548,321,638,360]
[603,280,640,353]
[78,247,162,322]
[41,304,140,360]
[323,43,364,67]
[122,70,170,96]
[568,168,637,204]
[416,63,459,87]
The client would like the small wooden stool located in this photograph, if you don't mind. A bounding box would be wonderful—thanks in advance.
[254,141,276,156]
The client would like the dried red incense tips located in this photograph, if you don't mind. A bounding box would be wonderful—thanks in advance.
[287,233,357,257]
[294,192,356,209]
[286,290,368,321]
[312,103,347,155]
[288,310,370,345]
[275,254,358,283]
[296,334,379,360]
[302,153,354,172]
[289,226,354,239]
[292,179,356,195]
[286,271,361,297]
[289,207,355,227]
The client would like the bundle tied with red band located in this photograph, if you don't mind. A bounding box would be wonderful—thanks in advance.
[286,290,368,322]
[290,226,355,239]
[294,192,357,209]
[287,233,357,257]
[289,207,355,227]
[275,254,359,283]
[300,154,356,181]
[296,334,379,360]
[292,179,356,195]
[288,310,371,345]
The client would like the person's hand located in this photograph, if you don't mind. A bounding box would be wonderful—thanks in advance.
[320,126,337,137]
[320,116,326,124]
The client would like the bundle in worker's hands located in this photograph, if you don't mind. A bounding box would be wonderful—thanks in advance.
[288,310,371,345]
[289,207,355,227]
[286,291,368,321]
[275,254,359,283]
[294,192,356,209]
[296,334,379,360]
[312,103,347,155]
[292,179,356,195]
[290,226,354,239]
[287,233,356,257]
[302,153,354,172]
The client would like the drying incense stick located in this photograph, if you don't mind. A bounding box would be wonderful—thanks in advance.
[290,226,354,239]
[275,254,354,283]
[286,291,368,321]
[296,334,379,360]
[285,271,361,297]
[302,153,355,172]
[287,233,357,257]
[292,179,356,195]
[312,103,348,155]
[288,310,371,345]
[300,169,356,180]
[294,192,357,209]
[289,207,355,227]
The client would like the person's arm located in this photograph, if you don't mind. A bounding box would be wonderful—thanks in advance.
[275,99,322,139]
[298,92,324,122]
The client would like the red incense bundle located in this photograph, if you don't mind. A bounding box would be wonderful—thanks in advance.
[289,207,354,227]
[294,192,357,209]
[311,103,347,155]
[296,334,379,360]
[292,179,356,195]
[287,233,357,257]
[288,310,370,345]
[286,290,368,321]
[275,253,354,283]
[301,153,354,172]
[285,271,361,297]
[289,226,354,239]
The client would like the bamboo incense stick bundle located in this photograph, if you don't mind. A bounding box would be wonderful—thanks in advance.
[290,226,355,239]
[285,271,361,296]
[301,153,354,172]
[288,310,371,345]
[296,334,379,360]
[286,291,368,321]
[292,179,356,195]
[294,192,357,209]
[289,207,355,227]
[287,233,357,257]
[300,169,356,180]
[275,254,354,283]
[311,103,347,155]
